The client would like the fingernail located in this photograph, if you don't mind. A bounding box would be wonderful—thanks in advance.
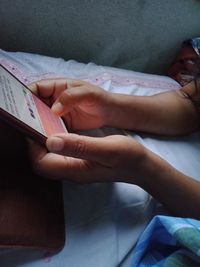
[51,102,64,114]
[47,136,64,151]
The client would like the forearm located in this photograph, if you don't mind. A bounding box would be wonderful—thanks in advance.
[106,87,200,135]
[130,149,200,219]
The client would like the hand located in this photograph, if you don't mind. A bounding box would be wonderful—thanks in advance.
[28,132,200,219]
[29,79,113,131]
[28,133,147,183]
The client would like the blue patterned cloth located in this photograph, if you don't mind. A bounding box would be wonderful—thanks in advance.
[183,37,200,55]
[191,37,200,56]
[131,215,200,267]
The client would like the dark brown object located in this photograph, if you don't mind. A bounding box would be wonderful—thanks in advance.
[0,122,65,252]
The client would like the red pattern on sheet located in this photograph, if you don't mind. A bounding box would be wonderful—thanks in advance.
[85,72,180,90]
[0,60,62,85]
[0,60,180,92]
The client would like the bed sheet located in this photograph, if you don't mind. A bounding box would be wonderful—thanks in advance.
[0,49,200,267]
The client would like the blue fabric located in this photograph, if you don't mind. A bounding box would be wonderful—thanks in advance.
[131,215,200,267]
[191,37,200,56]
[184,37,200,56]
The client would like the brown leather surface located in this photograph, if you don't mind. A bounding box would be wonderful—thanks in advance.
[0,122,65,252]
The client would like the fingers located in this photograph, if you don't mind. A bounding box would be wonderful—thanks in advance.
[28,78,83,94]
[28,134,144,183]
[51,85,97,115]
[46,133,105,163]
[32,151,90,181]
[28,78,67,98]
[28,78,82,98]
[46,133,125,165]
[28,79,104,117]
[28,82,39,95]
[27,137,107,182]
[27,138,48,162]
[28,78,88,108]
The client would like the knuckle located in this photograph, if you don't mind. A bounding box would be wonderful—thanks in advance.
[73,139,86,158]
[60,89,72,103]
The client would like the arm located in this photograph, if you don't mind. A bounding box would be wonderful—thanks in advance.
[28,133,200,219]
[41,79,200,135]
[106,81,200,135]
[136,148,200,218]
[28,79,200,219]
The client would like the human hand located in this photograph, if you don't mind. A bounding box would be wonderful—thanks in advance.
[28,133,147,184]
[29,79,114,131]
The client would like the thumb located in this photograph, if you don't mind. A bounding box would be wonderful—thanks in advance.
[46,133,120,165]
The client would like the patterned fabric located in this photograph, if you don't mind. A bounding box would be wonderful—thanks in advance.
[131,215,200,267]
[191,37,200,56]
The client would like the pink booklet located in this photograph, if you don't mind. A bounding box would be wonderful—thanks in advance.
[0,64,68,144]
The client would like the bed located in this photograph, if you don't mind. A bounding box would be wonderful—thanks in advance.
[0,49,200,267]
[0,1,200,266]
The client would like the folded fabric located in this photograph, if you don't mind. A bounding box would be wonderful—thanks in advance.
[131,215,200,267]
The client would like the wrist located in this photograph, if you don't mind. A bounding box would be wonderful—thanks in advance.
[126,146,163,186]
[119,140,153,184]
[103,92,147,130]
[103,93,132,128]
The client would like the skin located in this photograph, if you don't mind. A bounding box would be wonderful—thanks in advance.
[28,79,200,219]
